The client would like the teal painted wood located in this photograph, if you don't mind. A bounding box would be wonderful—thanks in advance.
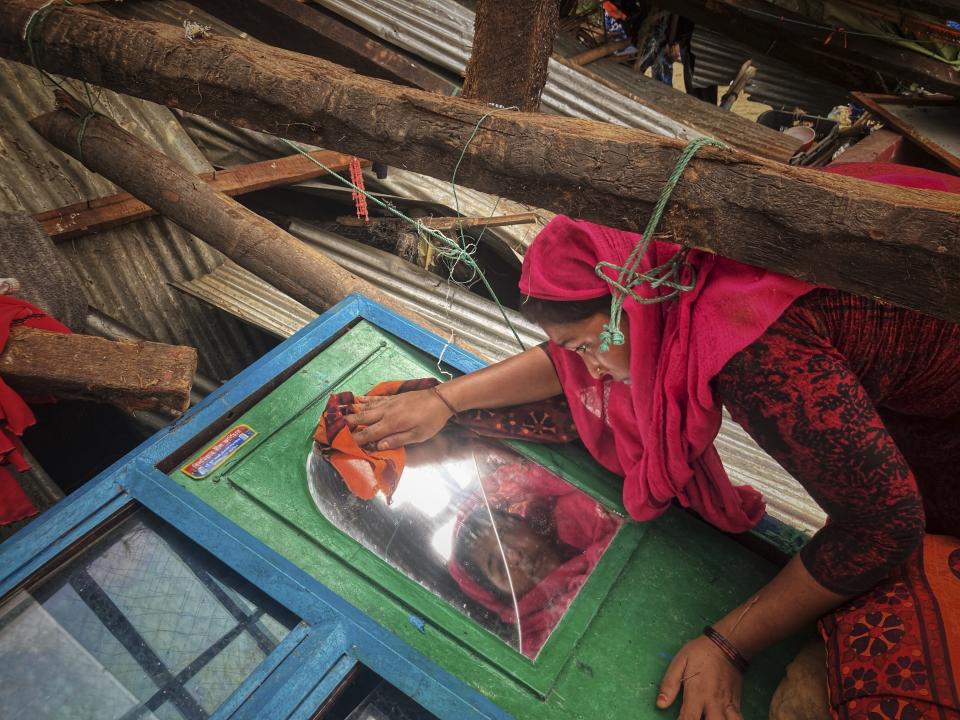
[210,623,311,720]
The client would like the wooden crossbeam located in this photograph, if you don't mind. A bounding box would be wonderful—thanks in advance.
[1,327,197,413]
[34,150,361,241]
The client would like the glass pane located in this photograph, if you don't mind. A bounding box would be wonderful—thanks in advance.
[308,429,622,658]
[0,508,298,720]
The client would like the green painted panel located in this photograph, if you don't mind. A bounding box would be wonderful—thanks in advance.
[171,321,807,718]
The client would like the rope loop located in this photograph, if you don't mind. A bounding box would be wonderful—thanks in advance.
[597,136,727,352]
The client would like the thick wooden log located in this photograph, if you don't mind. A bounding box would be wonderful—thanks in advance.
[462,0,558,111]
[1,327,196,413]
[29,105,441,331]
[3,2,960,320]
[34,150,361,241]
[655,0,960,96]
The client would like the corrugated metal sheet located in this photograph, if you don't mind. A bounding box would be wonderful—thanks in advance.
[292,221,545,358]
[173,261,318,339]
[0,57,272,381]
[691,27,848,115]
[368,169,551,259]
[313,0,701,140]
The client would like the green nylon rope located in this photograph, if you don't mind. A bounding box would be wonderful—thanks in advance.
[597,136,729,352]
[25,0,102,159]
[279,110,528,351]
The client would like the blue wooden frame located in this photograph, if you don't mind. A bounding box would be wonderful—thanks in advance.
[0,292,805,719]
[0,293,512,720]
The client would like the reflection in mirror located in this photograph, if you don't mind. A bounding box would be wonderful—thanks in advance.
[307,429,621,658]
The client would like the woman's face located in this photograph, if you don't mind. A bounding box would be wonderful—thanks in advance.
[540,312,631,383]
[467,514,562,597]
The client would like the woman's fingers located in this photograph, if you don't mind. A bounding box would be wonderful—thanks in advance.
[656,655,685,709]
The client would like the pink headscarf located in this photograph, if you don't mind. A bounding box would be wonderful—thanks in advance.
[518,162,960,533]
[519,217,812,532]
[448,462,618,657]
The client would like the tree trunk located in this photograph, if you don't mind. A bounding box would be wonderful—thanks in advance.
[462,0,559,111]
[1,327,196,414]
[29,105,448,336]
[3,2,960,321]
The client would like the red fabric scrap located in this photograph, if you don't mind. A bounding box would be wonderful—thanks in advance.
[0,296,70,525]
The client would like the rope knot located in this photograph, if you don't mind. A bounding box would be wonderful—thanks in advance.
[598,325,624,353]
[593,137,727,356]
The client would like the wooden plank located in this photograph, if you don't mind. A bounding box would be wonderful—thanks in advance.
[3,2,960,321]
[0,326,197,413]
[568,40,631,66]
[852,92,960,175]
[34,150,360,241]
[29,103,454,346]
[832,128,905,165]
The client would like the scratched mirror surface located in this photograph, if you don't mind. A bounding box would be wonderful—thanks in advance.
[308,429,622,658]
[0,508,298,720]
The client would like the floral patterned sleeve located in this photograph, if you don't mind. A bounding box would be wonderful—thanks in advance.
[713,297,926,596]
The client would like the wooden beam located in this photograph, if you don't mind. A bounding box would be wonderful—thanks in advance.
[462,0,558,111]
[3,3,960,321]
[655,0,960,96]
[187,0,457,95]
[34,150,361,241]
[30,102,456,346]
[1,326,197,413]
[851,92,960,175]
[568,40,631,66]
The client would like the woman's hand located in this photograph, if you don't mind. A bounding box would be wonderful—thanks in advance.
[657,635,744,720]
[347,389,453,450]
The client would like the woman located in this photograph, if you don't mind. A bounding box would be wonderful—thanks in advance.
[346,163,960,719]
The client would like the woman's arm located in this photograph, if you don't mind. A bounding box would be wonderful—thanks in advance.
[657,556,847,718]
[349,345,562,449]
[660,308,928,718]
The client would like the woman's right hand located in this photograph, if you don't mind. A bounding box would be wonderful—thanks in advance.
[347,389,453,450]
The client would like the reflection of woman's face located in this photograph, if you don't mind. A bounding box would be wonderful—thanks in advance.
[467,514,564,597]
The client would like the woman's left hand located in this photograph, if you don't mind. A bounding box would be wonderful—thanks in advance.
[656,635,744,719]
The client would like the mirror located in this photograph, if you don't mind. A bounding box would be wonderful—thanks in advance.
[307,429,621,658]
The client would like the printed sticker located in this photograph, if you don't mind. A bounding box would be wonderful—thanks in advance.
[181,424,257,480]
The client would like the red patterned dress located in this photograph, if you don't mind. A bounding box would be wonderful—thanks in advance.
[716,289,960,720]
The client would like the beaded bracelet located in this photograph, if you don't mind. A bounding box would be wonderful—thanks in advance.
[703,625,750,674]
[431,384,459,419]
